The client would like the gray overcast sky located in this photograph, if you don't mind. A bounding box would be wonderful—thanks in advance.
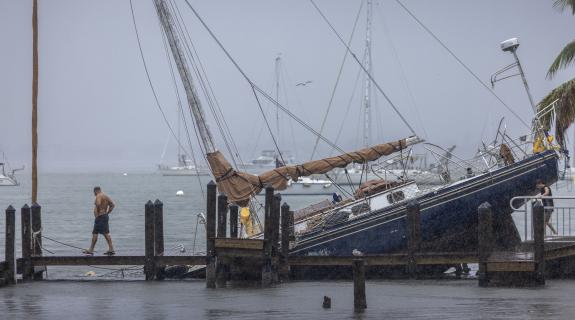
[1,0,574,172]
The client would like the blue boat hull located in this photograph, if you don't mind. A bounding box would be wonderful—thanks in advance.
[292,150,558,256]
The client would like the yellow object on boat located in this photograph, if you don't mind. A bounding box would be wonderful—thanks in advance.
[533,137,546,154]
[240,207,254,236]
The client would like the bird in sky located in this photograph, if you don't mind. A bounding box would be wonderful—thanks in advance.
[295,80,313,86]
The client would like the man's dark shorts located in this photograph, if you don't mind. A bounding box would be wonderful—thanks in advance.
[93,214,110,235]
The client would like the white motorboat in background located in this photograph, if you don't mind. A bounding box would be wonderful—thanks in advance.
[158,154,211,176]
[0,162,22,186]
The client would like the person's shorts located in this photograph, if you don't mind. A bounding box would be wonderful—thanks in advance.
[93,214,110,234]
[544,209,554,222]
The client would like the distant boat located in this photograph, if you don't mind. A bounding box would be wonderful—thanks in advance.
[158,154,211,176]
[0,162,22,186]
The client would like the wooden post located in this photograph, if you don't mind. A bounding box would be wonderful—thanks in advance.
[532,201,545,285]
[206,181,217,288]
[262,185,274,286]
[271,194,281,282]
[31,202,43,280]
[353,259,367,311]
[21,204,33,281]
[229,205,239,238]
[477,202,493,287]
[406,200,421,278]
[144,200,155,281]
[288,210,295,241]
[154,199,165,280]
[217,193,228,238]
[280,202,291,280]
[5,206,16,285]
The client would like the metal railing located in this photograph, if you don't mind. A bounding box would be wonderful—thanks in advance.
[510,196,575,241]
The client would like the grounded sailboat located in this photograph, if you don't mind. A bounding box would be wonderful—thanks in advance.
[147,0,559,260]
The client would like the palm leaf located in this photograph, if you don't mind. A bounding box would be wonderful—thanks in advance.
[553,0,575,14]
[547,40,575,79]
[537,78,575,146]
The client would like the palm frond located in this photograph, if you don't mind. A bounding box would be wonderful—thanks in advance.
[553,0,575,14]
[547,40,575,79]
[537,78,575,146]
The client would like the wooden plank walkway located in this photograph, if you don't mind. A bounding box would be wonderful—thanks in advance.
[25,255,205,266]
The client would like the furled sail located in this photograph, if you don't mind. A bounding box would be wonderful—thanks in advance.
[207,136,421,206]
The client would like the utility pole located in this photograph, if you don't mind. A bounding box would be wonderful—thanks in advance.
[32,0,39,203]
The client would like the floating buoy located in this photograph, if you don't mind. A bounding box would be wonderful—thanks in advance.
[85,271,96,277]
[176,190,184,196]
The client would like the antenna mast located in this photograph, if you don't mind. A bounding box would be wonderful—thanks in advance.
[153,0,216,154]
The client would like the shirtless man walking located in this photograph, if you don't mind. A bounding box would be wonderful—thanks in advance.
[84,186,115,255]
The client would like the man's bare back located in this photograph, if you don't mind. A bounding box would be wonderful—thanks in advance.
[94,192,115,217]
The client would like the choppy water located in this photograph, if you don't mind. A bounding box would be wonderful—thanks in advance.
[2,173,575,319]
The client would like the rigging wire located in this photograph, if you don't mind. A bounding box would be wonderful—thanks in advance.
[332,65,365,155]
[167,0,239,167]
[159,21,206,199]
[182,0,346,155]
[310,0,365,160]
[393,0,531,130]
[168,1,267,214]
[128,0,193,161]
[375,3,429,140]
[309,0,417,136]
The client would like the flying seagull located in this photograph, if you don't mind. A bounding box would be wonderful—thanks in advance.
[295,80,313,87]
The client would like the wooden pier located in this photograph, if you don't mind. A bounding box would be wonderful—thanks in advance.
[2,182,575,289]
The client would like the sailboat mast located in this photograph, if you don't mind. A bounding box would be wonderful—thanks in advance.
[362,0,373,148]
[177,100,182,164]
[32,0,39,203]
[275,55,281,158]
[153,0,216,154]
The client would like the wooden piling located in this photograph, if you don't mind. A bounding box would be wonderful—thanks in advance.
[229,205,239,239]
[154,199,165,280]
[477,202,493,287]
[5,206,16,285]
[217,193,228,238]
[31,202,43,280]
[21,204,33,281]
[216,193,229,287]
[272,194,281,252]
[533,201,545,285]
[280,202,291,280]
[262,185,274,286]
[206,181,217,288]
[144,200,155,281]
[406,200,421,278]
[271,194,281,282]
[353,259,367,311]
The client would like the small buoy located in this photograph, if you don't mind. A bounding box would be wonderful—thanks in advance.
[176,190,184,196]
[123,173,128,176]
[85,271,96,277]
